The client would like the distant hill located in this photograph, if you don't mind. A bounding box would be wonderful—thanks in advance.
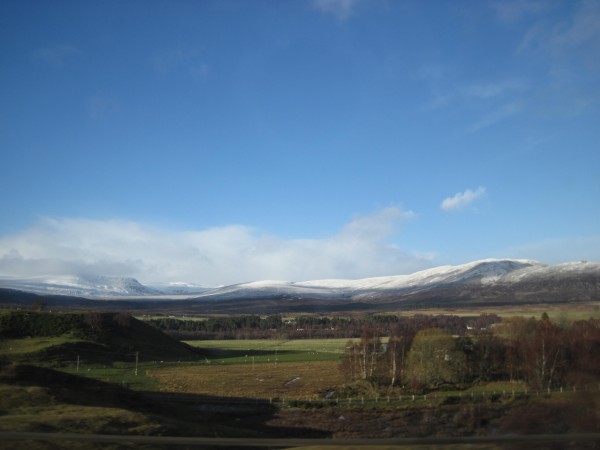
[0,259,598,314]
[0,275,209,297]
[0,310,202,363]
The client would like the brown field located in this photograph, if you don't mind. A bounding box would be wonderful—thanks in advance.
[404,302,600,321]
[148,360,345,400]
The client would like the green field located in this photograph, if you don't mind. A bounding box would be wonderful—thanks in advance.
[184,338,362,364]
[60,363,160,391]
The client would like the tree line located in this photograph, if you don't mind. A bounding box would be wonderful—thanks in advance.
[145,313,501,340]
[341,314,600,392]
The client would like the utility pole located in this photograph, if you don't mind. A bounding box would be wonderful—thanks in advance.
[135,351,139,376]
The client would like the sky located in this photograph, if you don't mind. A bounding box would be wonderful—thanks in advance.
[1,0,599,286]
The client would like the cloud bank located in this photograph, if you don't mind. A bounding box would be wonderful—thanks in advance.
[441,186,487,212]
[0,208,431,286]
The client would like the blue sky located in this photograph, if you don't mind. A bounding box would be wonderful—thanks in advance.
[1,0,599,285]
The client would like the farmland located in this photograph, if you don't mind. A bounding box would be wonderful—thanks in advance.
[1,308,599,447]
[186,338,359,362]
[149,360,345,400]
[149,339,353,400]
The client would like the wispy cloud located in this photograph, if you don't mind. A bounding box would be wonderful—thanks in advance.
[467,102,522,133]
[514,1,600,116]
[462,80,528,100]
[312,0,360,21]
[517,1,600,54]
[441,186,487,213]
[491,0,549,22]
[31,44,81,67]
[415,57,529,127]
[0,208,432,285]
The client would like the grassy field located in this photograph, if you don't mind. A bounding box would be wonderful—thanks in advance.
[185,338,360,363]
[0,336,87,356]
[148,360,346,400]
[60,363,160,391]
[149,339,351,400]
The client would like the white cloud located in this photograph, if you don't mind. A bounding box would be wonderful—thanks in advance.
[0,208,431,286]
[441,186,487,212]
[312,0,360,21]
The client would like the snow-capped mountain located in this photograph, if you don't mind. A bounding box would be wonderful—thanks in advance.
[145,282,212,296]
[0,259,598,308]
[0,275,163,297]
[192,259,600,303]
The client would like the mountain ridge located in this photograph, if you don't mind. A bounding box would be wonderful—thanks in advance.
[0,259,598,307]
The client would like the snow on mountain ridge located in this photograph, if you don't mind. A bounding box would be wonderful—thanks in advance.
[291,259,541,290]
[0,274,162,297]
[1,259,597,300]
[196,259,548,300]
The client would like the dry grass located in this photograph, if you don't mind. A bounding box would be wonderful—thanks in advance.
[409,302,600,321]
[148,360,346,400]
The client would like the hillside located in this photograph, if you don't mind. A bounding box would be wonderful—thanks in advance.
[0,362,289,445]
[0,311,202,364]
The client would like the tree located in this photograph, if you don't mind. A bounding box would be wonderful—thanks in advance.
[404,328,467,390]
[385,324,416,387]
[470,331,506,382]
[341,327,382,381]
[565,319,600,384]
[523,315,565,389]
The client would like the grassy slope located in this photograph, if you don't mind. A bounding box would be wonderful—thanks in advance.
[0,310,202,365]
[0,362,280,444]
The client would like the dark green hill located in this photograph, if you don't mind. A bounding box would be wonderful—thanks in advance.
[0,310,202,364]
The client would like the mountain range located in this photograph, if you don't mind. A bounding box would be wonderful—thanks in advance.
[0,259,599,312]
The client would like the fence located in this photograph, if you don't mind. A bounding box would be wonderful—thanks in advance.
[146,383,600,410]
